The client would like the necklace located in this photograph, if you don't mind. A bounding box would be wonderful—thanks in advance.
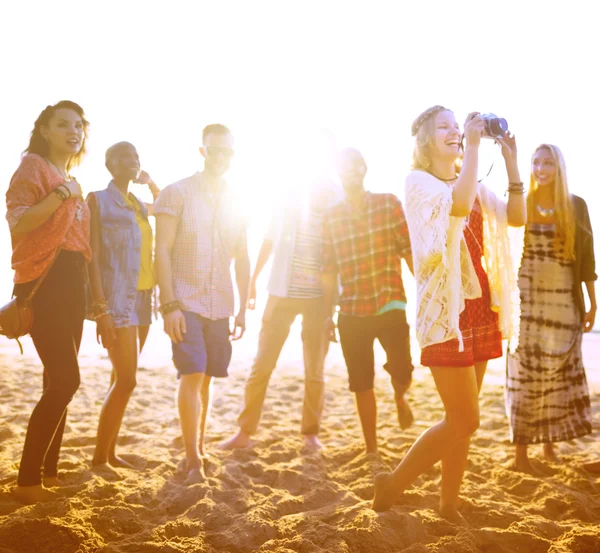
[430,173,458,183]
[45,158,71,181]
[536,204,555,217]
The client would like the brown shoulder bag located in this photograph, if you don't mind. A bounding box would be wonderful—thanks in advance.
[0,255,58,354]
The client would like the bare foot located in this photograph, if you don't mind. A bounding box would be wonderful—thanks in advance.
[91,455,108,467]
[303,435,324,452]
[219,430,251,450]
[543,443,560,463]
[15,485,58,504]
[439,505,468,526]
[583,461,600,474]
[184,465,206,485]
[396,397,414,430]
[109,455,137,470]
[507,459,542,476]
[372,472,400,512]
[91,462,122,480]
[42,477,64,488]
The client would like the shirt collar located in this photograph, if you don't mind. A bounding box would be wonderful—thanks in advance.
[342,190,371,214]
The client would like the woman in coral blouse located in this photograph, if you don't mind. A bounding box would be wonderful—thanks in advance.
[6,100,91,504]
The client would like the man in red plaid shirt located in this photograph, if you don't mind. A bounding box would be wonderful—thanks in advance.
[322,147,414,454]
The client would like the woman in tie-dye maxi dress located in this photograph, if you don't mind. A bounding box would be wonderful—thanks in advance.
[506,144,595,473]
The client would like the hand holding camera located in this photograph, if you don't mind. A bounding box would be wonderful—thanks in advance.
[464,112,486,148]
[479,113,518,166]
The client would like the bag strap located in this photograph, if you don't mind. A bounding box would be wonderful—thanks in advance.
[24,248,61,304]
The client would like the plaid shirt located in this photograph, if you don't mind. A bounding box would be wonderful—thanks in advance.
[154,172,247,320]
[322,192,411,316]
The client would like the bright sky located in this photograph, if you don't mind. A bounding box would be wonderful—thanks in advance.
[0,1,598,316]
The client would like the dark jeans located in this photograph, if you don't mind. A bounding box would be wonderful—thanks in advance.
[14,250,85,486]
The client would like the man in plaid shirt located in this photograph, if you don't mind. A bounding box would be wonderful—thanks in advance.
[322,147,414,454]
[154,124,250,484]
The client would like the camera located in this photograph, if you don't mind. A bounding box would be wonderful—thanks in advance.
[480,113,509,139]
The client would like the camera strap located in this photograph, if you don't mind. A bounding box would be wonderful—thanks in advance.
[460,134,495,183]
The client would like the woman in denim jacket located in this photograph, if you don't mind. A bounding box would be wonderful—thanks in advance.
[88,141,160,467]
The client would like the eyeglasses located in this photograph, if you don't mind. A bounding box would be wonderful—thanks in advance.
[204,146,235,159]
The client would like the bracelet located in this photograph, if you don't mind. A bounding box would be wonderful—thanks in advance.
[506,181,525,195]
[92,309,112,321]
[59,184,72,198]
[54,187,68,201]
[159,300,182,315]
[91,298,109,316]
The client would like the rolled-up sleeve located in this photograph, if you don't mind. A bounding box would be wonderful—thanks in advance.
[6,156,44,231]
[153,183,183,219]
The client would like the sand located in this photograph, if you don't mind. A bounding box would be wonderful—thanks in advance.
[0,314,599,553]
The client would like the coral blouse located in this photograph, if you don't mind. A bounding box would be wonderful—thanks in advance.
[6,154,91,284]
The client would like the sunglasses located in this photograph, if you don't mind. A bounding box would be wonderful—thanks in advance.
[204,146,235,159]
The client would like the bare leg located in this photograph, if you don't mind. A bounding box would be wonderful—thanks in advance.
[93,327,138,467]
[138,325,150,353]
[178,373,205,483]
[372,365,480,512]
[108,325,150,467]
[583,460,600,473]
[199,375,212,457]
[438,361,487,522]
[355,389,378,454]
[543,442,559,462]
[512,444,540,475]
[392,378,414,430]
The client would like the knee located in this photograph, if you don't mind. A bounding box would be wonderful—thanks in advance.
[447,411,480,439]
[392,377,411,396]
[115,374,137,396]
[248,360,276,382]
[50,373,80,405]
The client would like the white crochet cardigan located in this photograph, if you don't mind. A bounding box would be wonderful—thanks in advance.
[405,170,517,351]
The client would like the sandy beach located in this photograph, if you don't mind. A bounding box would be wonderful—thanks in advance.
[0,313,599,553]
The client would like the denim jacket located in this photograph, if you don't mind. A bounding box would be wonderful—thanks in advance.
[92,181,150,326]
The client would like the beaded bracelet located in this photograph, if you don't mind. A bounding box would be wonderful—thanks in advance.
[91,298,110,317]
[506,181,525,195]
[159,300,182,315]
[92,309,112,321]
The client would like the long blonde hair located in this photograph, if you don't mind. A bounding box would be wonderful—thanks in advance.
[527,144,576,260]
[411,105,461,174]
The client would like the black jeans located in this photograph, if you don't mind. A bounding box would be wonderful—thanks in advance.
[14,250,85,486]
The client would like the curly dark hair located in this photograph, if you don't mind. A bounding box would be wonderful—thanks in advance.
[23,100,90,171]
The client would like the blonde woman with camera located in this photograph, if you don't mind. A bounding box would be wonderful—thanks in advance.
[505,144,594,473]
[372,106,526,523]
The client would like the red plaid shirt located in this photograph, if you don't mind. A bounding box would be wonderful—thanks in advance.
[322,192,411,316]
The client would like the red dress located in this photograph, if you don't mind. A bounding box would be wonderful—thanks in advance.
[420,198,503,367]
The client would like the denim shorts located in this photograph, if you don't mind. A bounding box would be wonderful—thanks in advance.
[115,289,152,328]
[172,311,232,378]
